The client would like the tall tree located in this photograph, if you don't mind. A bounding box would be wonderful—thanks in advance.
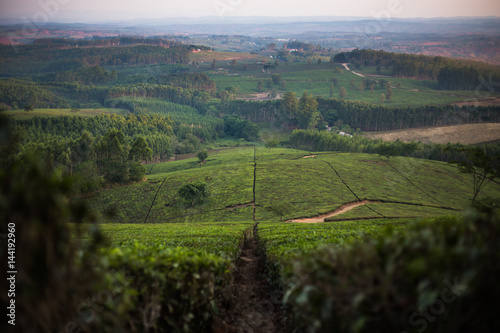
[447,146,500,203]
[101,128,126,162]
[339,87,347,99]
[280,91,299,119]
[298,92,320,129]
[129,136,153,163]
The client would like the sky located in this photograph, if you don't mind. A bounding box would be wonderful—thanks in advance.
[1,0,500,22]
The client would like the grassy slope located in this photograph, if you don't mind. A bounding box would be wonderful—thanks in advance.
[194,61,500,106]
[85,147,500,224]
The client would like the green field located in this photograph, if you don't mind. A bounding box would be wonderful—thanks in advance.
[84,147,500,224]
[80,222,250,258]
[258,218,412,261]
[192,61,500,106]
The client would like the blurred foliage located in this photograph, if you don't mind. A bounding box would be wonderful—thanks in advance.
[0,115,239,331]
[283,212,500,333]
[0,115,105,332]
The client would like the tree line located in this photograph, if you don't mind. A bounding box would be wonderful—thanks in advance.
[35,66,118,85]
[8,108,261,190]
[32,36,209,49]
[334,49,500,90]
[215,95,500,132]
[315,97,500,131]
[288,129,500,164]
[9,113,175,190]
[0,79,65,109]
[0,78,218,110]
[0,43,192,76]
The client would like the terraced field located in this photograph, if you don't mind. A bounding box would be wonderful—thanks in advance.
[258,218,412,261]
[80,222,250,258]
[85,147,500,224]
[78,146,500,332]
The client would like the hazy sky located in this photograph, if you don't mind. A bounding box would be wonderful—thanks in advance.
[1,0,500,21]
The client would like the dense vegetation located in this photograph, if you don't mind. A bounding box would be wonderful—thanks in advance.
[31,36,210,49]
[0,146,246,332]
[259,213,500,332]
[288,129,500,163]
[2,33,500,333]
[217,96,500,132]
[0,37,204,76]
[8,109,261,191]
[334,49,500,90]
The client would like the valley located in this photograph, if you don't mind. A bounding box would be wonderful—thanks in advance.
[1,13,500,333]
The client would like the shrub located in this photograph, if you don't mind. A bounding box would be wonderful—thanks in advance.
[197,149,208,163]
[74,161,104,192]
[128,162,146,181]
[100,244,232,332]
[284,212,500,333]
[178,182,209,206]
[100,160,129,183]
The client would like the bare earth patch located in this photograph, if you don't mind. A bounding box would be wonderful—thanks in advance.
[236,93,280,101]
[287,200,376,223]
[213,229,284,332]
[364,123,500,145]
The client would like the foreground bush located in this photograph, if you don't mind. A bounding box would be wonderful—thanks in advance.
[98,244,231,332]
[0,117,233,332]
[284,212,500,333]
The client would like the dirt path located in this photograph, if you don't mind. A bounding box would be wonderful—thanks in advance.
[341,63,366,78]
[351,71,365,78]
[287,200,377,223]
[215,227,284,332]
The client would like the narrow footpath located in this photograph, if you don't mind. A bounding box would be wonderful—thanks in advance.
[214,226,285,333]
